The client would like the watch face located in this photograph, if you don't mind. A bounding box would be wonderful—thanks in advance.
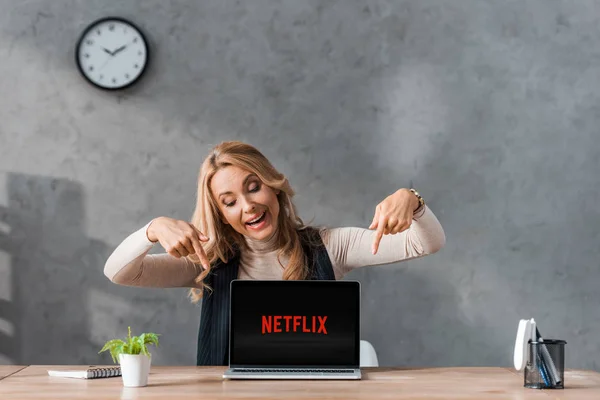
[75,17,149,90]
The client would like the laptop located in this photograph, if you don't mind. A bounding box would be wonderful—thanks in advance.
[223,280,361,380]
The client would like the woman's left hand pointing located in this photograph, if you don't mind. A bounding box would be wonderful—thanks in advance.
[369,188,420,254]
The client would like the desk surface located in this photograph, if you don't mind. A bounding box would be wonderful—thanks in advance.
[0,366,26,381]
[0,366,599,399]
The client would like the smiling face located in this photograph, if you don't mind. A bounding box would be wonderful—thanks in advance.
[210,165,281,241]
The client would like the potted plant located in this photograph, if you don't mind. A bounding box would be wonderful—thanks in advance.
[99,326,160,387]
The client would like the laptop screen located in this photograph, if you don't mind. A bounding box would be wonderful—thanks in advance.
[229,280,360,368]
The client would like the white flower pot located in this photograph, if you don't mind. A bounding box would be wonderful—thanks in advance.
[119,354,151,387]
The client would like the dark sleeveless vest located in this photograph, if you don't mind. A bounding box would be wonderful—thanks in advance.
[196,228,336,366]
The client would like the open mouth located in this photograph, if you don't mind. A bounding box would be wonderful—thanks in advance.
[246,211,266,226]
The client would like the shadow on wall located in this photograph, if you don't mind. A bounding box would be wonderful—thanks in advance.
[0,173,202,365]
[0,200,18,363]
[0,173,107,364]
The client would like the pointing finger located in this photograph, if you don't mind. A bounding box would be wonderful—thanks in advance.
[372,215,387,254]
[190,236,204,257]
[191,238,210,270]
[198,248,210,270]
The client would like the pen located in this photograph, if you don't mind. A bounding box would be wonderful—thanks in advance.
[529,319,550,387]
[537,352,551,387]
[536,328,561,385]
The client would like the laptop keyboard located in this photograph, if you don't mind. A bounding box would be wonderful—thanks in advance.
[233,369,354,373]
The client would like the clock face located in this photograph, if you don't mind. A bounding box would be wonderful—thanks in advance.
[76,17,149,90]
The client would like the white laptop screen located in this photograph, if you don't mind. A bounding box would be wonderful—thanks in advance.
[229,280,360,368]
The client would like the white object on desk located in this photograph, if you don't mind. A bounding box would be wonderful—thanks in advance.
[360,340,379,367]
[119,354,151,387]
[47,366,121,379]
[513,319,533,371]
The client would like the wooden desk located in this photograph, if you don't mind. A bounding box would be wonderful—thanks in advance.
[0,366,26,381]
[0,366,599,399]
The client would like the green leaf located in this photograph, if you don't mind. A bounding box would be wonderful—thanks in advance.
[98,339,125,354]
[127,326,133,351]
[98,339,127,364]
[143,333,160,347]
[134,336,147,356]
[98,327,161,363]
[131,338,141,355]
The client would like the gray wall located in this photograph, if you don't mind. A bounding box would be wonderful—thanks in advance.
[0,0,598,370]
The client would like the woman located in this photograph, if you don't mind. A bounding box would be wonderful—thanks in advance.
[104,141,446,365]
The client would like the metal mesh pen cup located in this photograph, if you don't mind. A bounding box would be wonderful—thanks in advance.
[524,339,566,389]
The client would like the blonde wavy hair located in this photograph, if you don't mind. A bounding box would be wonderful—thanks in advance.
[187,141,314,303]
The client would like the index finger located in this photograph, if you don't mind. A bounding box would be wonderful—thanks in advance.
[372,215,386,254]
[191,237,210,270]
[188,228,210,268]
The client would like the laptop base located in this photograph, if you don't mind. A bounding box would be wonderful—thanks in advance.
[223,368,361,380]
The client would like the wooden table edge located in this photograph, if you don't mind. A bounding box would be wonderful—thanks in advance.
[0,366,28,381]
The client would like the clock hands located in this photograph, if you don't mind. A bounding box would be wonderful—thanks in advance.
[98,44,128,57]
[112,37,139,55]
[95,41,130,73]
[111,44,127,56]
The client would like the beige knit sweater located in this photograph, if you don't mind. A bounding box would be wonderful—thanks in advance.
[104,206,445,288]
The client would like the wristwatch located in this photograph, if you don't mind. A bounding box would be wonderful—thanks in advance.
[409,188,425,210]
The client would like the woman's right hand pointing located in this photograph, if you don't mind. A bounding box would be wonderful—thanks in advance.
[146,217,210,270]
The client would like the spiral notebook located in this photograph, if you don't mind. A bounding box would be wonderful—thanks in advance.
[47,366,121,379]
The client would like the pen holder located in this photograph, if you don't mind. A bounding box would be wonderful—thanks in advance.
[524,339,566,389]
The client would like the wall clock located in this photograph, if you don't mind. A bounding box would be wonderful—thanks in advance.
[75,17,149,90]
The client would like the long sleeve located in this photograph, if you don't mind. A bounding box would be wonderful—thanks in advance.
[103,221,204,288]
[320,205,446,280]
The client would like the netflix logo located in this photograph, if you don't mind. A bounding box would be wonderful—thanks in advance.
[261,315,328,334]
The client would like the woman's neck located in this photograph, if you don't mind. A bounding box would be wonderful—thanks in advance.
[243,228,281,254]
